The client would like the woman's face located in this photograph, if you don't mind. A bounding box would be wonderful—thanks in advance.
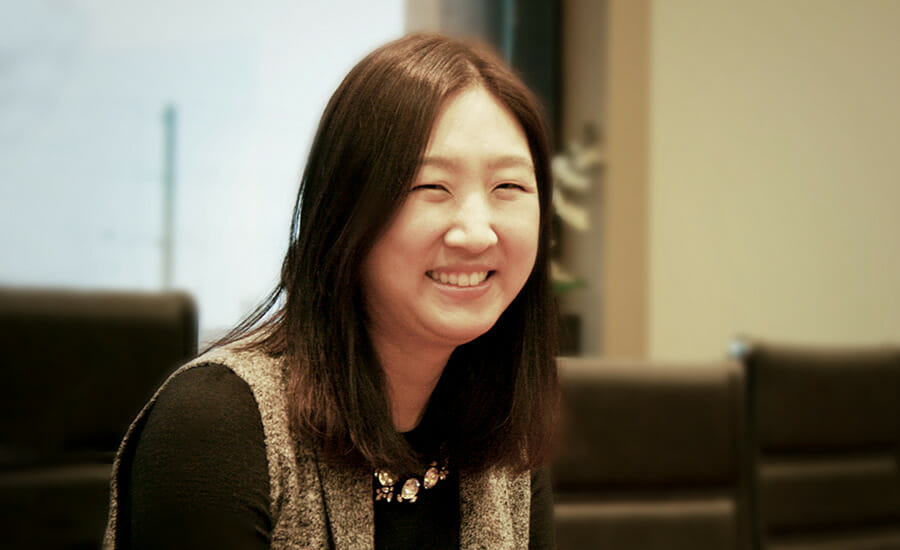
[362,85,540,351]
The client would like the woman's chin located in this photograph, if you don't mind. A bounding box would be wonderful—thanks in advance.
[429,317,500,347]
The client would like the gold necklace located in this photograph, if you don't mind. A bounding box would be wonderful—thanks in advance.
[374,451,449,503]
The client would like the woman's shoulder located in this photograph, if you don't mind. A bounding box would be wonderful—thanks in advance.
[160,345,313,463]
[182,343,288,395]
[125,362,274,547]
[146,341,287,435]
[154,361,254,409]
[140,362,264,447]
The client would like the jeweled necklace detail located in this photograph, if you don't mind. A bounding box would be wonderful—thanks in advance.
[374,451,449,503]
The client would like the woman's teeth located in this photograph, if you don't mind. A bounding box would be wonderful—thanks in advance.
[427,271,490,287]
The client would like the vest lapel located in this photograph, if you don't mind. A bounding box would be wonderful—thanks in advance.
[317,457,374,550]
[459,469,520,549]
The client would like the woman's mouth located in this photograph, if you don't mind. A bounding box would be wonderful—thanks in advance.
[425,270,494,287]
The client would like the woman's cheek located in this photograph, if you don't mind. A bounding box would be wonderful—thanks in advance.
[509,202,540,251]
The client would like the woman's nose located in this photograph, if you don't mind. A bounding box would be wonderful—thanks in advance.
[444,194,498,254]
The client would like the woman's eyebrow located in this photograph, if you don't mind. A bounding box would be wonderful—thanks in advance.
[486,155,534,171]
[420,154,534,172]
[419,155,460,171]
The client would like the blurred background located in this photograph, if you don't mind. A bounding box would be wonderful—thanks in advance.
[0,0,405,346]
[2,0,898,358]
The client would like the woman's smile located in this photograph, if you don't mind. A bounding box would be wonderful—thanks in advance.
[425,269,493,287]
[425,270,495,302]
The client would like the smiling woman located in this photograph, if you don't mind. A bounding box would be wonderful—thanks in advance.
[363,86,541,388]
[102,33,559,550]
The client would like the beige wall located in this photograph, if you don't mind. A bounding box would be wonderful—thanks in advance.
[648,0,900,359]
[603,0,649,357]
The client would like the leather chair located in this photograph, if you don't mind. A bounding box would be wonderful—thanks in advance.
[0,288,197,549]
[554,357,750,549]
[736,341,900,549]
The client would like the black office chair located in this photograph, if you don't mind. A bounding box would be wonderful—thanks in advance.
[735,340,900,549]
[0,288,197,549]
[554,357,751,549]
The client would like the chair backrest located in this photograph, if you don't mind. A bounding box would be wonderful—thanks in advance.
[0,288,197,467]
[739,342,900,549]
[554,357,750,550]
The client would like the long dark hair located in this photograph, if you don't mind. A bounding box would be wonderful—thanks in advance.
[217,33,558,475]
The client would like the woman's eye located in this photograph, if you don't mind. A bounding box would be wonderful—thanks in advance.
[412,184,447,192]
[496,182,527,192]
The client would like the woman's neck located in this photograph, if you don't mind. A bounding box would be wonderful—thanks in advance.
[369,330,453,432]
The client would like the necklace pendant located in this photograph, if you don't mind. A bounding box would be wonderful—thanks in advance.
[376,469,395,487]
[423,466,439,489]
[374,469,397,502]
[399,478,420,502]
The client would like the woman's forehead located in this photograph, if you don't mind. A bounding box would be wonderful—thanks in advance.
[417,87,532,173]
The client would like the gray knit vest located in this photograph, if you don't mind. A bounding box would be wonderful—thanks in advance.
[103,346,530,549]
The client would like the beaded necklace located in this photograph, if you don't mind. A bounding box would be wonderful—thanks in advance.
[374,449,450,503]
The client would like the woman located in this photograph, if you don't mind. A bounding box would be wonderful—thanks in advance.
[104,33,559,549]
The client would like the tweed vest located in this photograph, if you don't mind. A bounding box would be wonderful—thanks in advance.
[103,346,531,549]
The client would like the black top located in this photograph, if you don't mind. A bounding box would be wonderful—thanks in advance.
[121,364,556,549]
[374,405,460,550]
